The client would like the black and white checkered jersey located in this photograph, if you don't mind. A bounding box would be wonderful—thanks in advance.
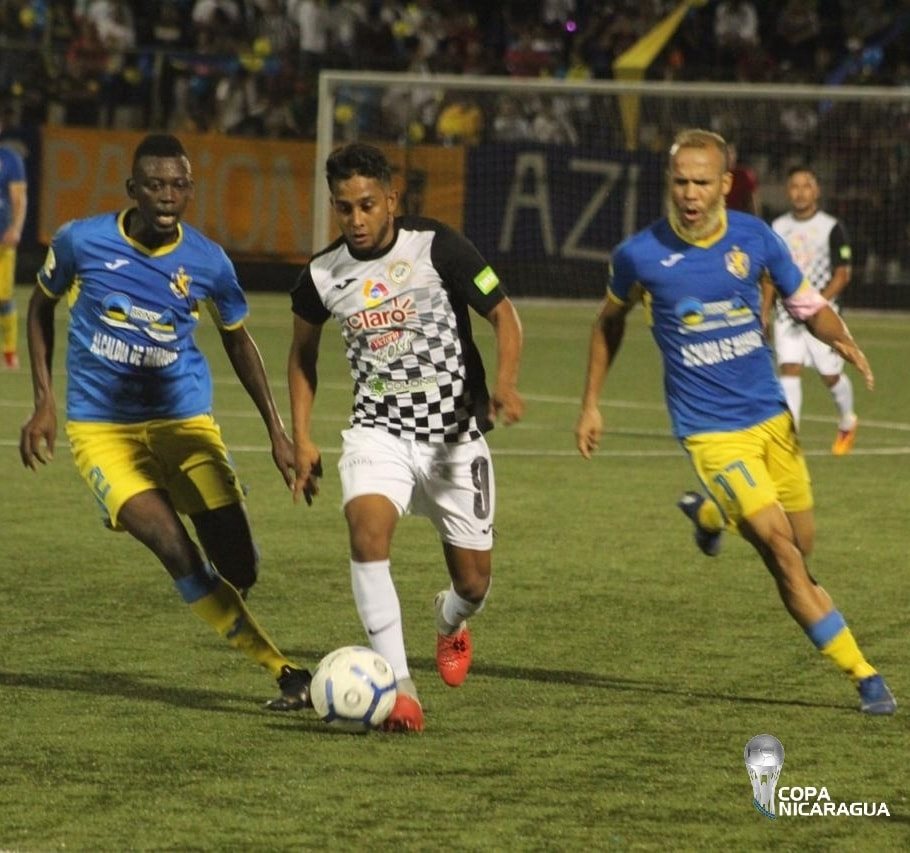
[291,216,506,443]
[771,210,851,323]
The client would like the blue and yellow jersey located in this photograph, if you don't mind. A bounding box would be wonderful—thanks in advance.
[609,210,804,438]
[0,144,26,233]
[38,210,248,422]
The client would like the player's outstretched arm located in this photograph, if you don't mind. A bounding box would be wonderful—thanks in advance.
[19,287,58,470]
[804,304,874,391]
[576,298,629,459]
[485,297,524,425]
[220,325,296,486]
[287,315,324,505]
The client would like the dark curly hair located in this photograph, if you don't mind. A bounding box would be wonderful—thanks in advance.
[326,143,392,192]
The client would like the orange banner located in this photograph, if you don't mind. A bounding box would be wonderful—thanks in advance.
[39,127,464,261]
[40,127,316,261]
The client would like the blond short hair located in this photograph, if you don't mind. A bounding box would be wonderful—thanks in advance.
[669,129,730,171]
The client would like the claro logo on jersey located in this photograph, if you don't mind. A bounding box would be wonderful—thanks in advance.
[346,297,417,331]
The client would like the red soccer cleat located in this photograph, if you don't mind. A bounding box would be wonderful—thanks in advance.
[832,417,858,456]
[3,351,19,369]
[382,692,425,733]
[434,592,473,687]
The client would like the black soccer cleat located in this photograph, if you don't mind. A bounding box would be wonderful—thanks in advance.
[264,665,313,712]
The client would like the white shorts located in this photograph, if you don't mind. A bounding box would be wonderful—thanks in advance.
[338,426,495,551]
[773,317,844,375]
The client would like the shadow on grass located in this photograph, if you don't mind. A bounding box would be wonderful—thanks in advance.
[279,650,854,714]
[0,653,854,715]
[0,668,283,716]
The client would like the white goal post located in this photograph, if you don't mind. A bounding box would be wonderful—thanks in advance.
[313,70,910,305]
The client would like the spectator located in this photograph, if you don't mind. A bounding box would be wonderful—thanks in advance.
[192,0,241,33]
[253,0,298,65]
[775,0,821,74]
[215,66,267,136]
[62,16,108,125]
[725,141,760,215]
[292,0,329,75]
[435,94,484,145]
[714,0,761,75]
[529,95,578,145]
[504,25,558,77]
[148,1,192,49]
[491,94,532,142]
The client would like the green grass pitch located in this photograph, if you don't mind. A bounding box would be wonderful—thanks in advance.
[1,285,907,850]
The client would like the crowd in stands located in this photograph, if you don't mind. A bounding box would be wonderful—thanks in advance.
[1,1,909,280]
[0,0,908,142]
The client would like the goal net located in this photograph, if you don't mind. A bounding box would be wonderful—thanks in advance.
[313,71,910,307]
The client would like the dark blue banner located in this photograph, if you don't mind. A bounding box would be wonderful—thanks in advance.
[463,143,663,297]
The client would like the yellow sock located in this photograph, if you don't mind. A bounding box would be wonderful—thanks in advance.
[820,629,877,683]
[806,609,876,682]
[698,498,724,532]
[0,304,16,354]
[183,575,293,677]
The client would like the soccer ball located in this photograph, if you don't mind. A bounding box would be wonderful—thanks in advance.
[310,646,398,732]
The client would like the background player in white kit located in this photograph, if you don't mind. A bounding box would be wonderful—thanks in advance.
[287,143,524,732]
[766,165,858,455]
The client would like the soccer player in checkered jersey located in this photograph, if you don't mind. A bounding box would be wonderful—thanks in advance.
[288,143,524,732]
[768,166,858,455]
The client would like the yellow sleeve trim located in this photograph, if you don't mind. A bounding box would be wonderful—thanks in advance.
[606,288,627,306]
[204,297,247,331]
[36,279,59,299]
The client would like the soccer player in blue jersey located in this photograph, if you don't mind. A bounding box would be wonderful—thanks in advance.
[575,128,895,715]
[19,134,312,710]
[0,107,27,369]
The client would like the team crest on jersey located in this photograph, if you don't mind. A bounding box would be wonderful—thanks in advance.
[363,279,390,307]
[388,260,411,285]
[169,267,192,298]
[724,247,750,280]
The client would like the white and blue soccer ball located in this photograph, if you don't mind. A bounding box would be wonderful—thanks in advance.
[310,645,398,732]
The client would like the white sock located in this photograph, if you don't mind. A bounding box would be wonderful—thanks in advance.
[780,375,802,429]
[829,375,856,430]
[350,559,409,680]
[438,580,490,635]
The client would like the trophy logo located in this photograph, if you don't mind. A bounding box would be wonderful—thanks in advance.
[744,734,785,819]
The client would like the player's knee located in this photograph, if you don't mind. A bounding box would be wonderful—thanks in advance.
[449,552,491,602]
[451,574,488,603]
[216,541,260,591]
[348,526,392,561]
